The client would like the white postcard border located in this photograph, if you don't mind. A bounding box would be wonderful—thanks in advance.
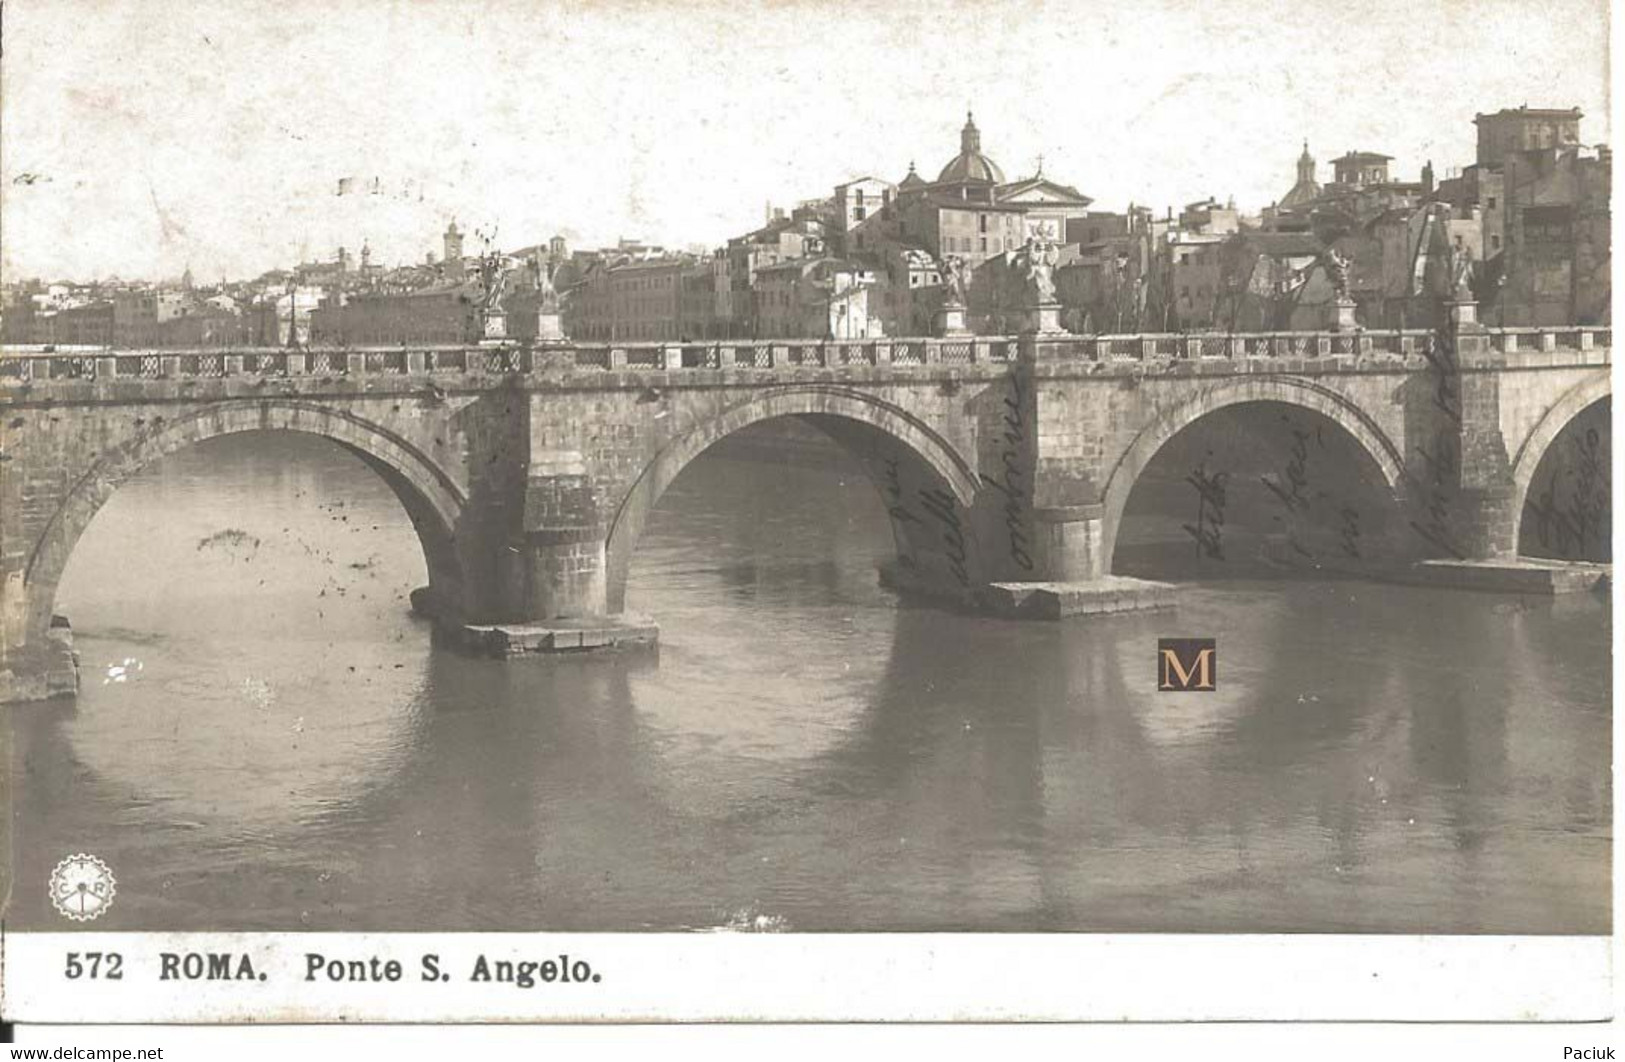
[0,931,1610,1024]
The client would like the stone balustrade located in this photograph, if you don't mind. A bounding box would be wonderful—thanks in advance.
[0,325,1610,384]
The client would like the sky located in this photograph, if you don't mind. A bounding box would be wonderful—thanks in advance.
[0,0,1610,283]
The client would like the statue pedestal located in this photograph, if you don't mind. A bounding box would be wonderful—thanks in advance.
[481,311,508,342]
[1023,302,1064,335]
[935,302,970,337]
[1448,298,1491,357]
[1329,297,1359,331]
[535,310,565,342]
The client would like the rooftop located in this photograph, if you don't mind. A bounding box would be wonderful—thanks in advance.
[1476,106,1584,122]
[998,175,1092,206]
[920,193,1027,213]
[1244,232,1324,256]
[608,257,692,273]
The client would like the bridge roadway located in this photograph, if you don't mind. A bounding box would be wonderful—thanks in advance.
[0,320,1611,701]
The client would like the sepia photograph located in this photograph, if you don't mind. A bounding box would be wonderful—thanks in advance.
[0,0,1612,1027]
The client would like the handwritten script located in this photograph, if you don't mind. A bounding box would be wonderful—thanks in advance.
[1183,461,1229,560]
[981,374,1035,571]
[1525,427,1609,559]
[1408,329,1466,559]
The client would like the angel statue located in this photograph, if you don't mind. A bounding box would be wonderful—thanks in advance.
[941,254,969,306]
[1021,238,1058,305]
[533,254,560,312]
[1324,248,1351,301]
[478,254,507,311]
[1448,242,1475,301]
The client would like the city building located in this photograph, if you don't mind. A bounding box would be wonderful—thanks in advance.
[1212,230,1327,331]
[1054,213,1154,334]
[873,246,944,336]
[1158,229,1228,330]
[679,259,722,340]
[1475,105,1583,168]
[752,257,881,339]
[721,211,827,337]
[1331,150,1393,189]
[832,177,895,257]
[310,282,478,345]
[997,169,1094,243]
[1438,106,1609,325]
[564,256,692,342]
[443,222,466,277]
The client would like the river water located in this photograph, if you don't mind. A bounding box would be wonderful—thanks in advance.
[6,428,1610,933]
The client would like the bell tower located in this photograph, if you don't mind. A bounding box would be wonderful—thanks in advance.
[443,221,464,265]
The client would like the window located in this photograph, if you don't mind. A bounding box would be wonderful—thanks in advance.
[1486,196,1497,210]
[980,237,988,252]
[854,206,867,221]
[979,214,988,233]
[1491,235,1502,251]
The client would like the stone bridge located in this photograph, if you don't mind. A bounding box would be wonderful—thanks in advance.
[0,317,1611,702]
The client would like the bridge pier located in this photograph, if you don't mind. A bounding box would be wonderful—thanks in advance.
[1030,505,1106,582]
[986,498,1175,619]
[417,466,659,657]
[1396,307,1605,593]
[1453,310,1519,560]
[512,532,609,622]
[514,472,610,621]
[415,526,658,656]
[980,358,1176,619]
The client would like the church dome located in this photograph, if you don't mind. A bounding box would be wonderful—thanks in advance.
[936,112,1005,185]
[1278,140,1321,208]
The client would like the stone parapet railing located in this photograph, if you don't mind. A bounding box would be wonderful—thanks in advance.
[0,326,1610,384]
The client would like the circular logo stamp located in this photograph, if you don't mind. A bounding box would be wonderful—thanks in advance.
[49,853,117,922]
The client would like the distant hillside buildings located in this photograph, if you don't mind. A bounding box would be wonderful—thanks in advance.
[1237,106,1610,330]
[559,105,1609,341]
[2,104,1608,347]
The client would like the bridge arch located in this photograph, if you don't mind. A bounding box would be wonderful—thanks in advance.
[604,385,982,613]
[1099,375,1408,572]
[1510,373,1612,522]
[1509,372,1612,555]
[20,400,468,654]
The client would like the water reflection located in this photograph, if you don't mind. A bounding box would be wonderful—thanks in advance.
[6,430,1610,933]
